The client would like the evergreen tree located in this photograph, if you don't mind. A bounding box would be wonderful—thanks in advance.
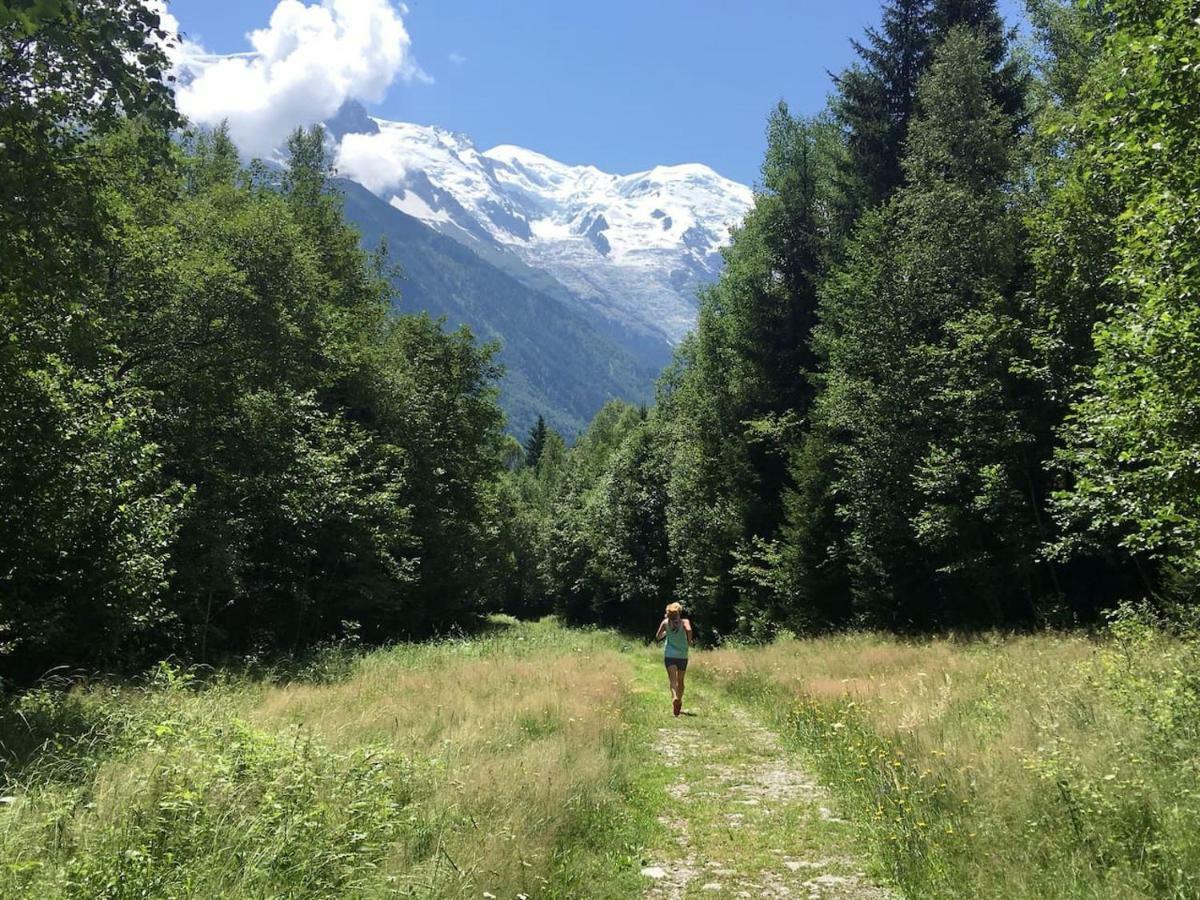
[834,0,934,219]
[817,27,1041,625]
[933,0,1028,123]
[525,415,548,468]
[2,75,509,676]
[834,0,1025,223]
[662,107,843,636]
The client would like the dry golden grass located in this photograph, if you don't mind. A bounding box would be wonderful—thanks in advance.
[706,632,1101,761]
[706,632,1112,822]
[701,623,1200,899]
[0,619,650,899]
[254,640,632,892]
[7,616,1196,899]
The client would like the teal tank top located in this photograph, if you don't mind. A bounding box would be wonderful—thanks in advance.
[664,621,689,659]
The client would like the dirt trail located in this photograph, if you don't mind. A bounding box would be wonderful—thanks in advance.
[638,668,895,900]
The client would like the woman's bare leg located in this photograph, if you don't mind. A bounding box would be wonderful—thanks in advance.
[666,664,679,702]
[676,668,687,707]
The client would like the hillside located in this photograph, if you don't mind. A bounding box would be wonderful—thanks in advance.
[337,178,665,437]
[323,100,754,437]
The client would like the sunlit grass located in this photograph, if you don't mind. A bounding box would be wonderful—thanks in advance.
[7,613,1196,899]
[699,616,1200,899]
[0,617,650,898]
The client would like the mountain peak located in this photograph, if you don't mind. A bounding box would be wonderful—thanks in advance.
[332,116,753,344]
[324,99,379,142]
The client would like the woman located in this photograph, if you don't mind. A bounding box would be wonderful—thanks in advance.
[656,602,693,716]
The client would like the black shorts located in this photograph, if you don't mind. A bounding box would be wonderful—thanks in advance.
[664,657,688,671]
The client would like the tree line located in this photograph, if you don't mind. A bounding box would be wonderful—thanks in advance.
[502,0,1200,638]
[1,1,511,681]
[3,0,1197,680]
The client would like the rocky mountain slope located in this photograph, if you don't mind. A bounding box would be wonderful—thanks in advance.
[337,178,663,438]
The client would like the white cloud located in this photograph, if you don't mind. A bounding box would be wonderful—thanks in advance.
[169,0,428,158]
[448,51,466,66]
[336,130,408,194]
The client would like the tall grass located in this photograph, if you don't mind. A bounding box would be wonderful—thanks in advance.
[9,611,1195,898]
[700,607,1200,899]
[0,618,650,899]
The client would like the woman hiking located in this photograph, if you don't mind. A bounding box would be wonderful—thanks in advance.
[656,602,693,717]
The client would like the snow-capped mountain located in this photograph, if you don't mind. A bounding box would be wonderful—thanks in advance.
[332,104,753,346]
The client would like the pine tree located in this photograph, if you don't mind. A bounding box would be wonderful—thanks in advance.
[834,0,1025,223]
[662,107,843,634]
[817,27,1041,626]
[834,0,935,220]
[524,415,548,468]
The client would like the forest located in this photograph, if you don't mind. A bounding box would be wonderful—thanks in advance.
[2,0,1199,686]
[504,0,1200,640]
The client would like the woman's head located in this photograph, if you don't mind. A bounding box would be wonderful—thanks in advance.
[665,602,683,621]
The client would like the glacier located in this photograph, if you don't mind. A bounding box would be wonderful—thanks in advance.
[332,108,754,348]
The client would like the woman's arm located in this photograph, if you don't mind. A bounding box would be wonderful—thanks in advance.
[683,619,694,646]
[655,618,668,641]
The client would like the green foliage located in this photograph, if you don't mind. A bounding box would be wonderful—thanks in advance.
[1022,607,1200,897]
[1,4,507,678]
[0,674,412,898]
[0,0,178,137]
[517,0,1193,637]
[0,0,70,32]
[569,411,678,631]
[378,313,507,634]
[68,727,413,898]
[1,3,184,674]
[783,696,965,895]
[772,430,854,630]
[659,108,844,636]
[0,621,655,899]
[543,401,649,626]
[833,0,1026,222]
[497,399,674,630]
[834,0,936,219]
[0,366,181,667]
[1049,0,1200,595]
[5,0,1199,682]
[711,622,1200,899]
[816,28,1044,625]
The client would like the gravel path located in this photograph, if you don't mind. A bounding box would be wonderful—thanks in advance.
[639,677,896,900]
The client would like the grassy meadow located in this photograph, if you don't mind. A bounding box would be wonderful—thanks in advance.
[3,612,1199,899]
[0,620,659,899]
[700,607,1200,899]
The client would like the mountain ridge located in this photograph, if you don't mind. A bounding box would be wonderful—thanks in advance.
[324,100,751,436]
[331,104,753,349]
[336,177,663,438]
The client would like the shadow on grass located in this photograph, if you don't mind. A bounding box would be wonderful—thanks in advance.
[0,685,110,787]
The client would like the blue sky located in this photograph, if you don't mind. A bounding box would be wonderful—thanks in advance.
[167,0,1027,187]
